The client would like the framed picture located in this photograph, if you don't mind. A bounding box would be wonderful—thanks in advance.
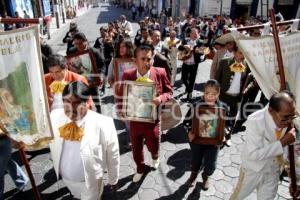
[114,58,136,82]
[122,81,156,123]
[191,106,225,145]
[66,50,100,86]
[0,26,53,150]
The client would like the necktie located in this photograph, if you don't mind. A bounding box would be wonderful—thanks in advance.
[229,62,246,73]
[59,122,84,141]
[136,76,153,83]
[50,81,67,94]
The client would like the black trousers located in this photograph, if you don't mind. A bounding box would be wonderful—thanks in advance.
[181,63,198,94]
[190,143,219,176]
[90,86,101,113]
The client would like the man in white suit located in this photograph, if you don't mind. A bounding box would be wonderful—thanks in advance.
[49,81,120,200]
[230,91,297,200]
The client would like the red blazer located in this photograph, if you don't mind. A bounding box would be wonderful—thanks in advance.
[116,66,172,123]
[44,70,94,109]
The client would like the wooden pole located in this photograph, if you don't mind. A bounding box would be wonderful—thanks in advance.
[269,8,297,200]
[0,18,41,24]
[0,124,41,200]
[234,20,297,32]
[19,146,41,200]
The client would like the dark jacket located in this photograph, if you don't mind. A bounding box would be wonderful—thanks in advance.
[178,38,205,65]
[153,52,171,81]
[215,58,250,95]
[183,97,228,132]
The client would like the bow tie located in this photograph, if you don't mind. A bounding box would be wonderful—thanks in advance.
[229,62,246,73]
[50,81,67,94]
[59,122,84,141]
[136,77,153,82]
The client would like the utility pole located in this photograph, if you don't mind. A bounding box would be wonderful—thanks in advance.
[220,0,223,15]
[53,0,60,28]
[60,0,65,24]
[35,0,42,17]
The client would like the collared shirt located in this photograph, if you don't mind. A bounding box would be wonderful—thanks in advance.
[59,117,87,182]
[153,41,163,54]
[223,50,234,59]
[137,69,151,79]
[184,38,197,65]
[226,71,242,95]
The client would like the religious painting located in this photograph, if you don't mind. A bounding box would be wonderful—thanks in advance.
[66,50,100,86]
[122,81,156,123]
[0,26,53,150]
[191,106,225,145]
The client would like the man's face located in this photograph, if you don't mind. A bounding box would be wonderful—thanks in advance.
[270,102,296,128]
[152,32,161,44]
[74,39,87,52]
[49,66,66,81]
[234,50,244,62]
[226,41,236,51]
[141,30,148,40]
[63,94,88,121]
[135,50,152,75]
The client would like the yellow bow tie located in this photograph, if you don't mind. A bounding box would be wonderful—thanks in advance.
[50,81,67,94]
[136,77,153,82]
[229,63,246,73]
[59,122,84,141]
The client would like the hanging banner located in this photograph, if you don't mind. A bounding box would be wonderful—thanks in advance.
[235,32,300,110]
[0,25,53,150]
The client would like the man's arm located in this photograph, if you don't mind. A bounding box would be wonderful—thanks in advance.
[245,119,284,161]
[105,118,120,185]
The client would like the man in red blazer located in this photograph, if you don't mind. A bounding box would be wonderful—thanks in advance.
[117,45,172,182]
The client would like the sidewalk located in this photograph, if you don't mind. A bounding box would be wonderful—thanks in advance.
[44,4,91,41]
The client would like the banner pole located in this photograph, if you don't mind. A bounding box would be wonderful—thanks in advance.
[18,146,41,200]
[269,8,297,200]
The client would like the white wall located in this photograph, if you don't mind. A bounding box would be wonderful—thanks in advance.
[256,0,274,19]
[199,0,232,16]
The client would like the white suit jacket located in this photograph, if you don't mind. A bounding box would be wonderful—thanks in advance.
[49,109,120,189]
[241,106,285,172]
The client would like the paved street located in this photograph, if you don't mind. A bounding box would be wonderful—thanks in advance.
[4,2,292,200]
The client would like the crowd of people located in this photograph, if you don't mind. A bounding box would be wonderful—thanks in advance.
[1,6,300,200]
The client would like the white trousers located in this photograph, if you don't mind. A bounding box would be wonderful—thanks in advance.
[63,178,103,200]
[230,167,280,200]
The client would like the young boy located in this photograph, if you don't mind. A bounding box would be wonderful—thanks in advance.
[183,79,227,190]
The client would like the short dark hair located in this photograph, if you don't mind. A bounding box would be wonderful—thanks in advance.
[73,32,87,41]
[134,45,153,58]
[269,90,295,112]
[204,79,220,92]
[62,81,90,102]
[47,54,67,69]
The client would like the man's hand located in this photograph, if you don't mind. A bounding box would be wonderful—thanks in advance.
[188,131,195,142]
[280,128,296,147]
[152,97,161,106]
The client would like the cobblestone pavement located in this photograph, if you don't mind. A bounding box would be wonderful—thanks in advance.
[4,2,292,200]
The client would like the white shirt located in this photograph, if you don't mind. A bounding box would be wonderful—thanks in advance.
[223,50,234,59]
[153,41,163,54]
[60,141,85,182]
[59,116,87,182]
[226,72,242,94]
[137,69,150,79]
[184,39,197,65]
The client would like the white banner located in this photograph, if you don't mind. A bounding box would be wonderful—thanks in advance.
[0,26,53,150]
[236,32,300,110]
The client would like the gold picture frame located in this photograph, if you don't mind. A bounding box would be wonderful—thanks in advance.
[122,80,157,123]
[113,58,136,82]
[191,106,225,145]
